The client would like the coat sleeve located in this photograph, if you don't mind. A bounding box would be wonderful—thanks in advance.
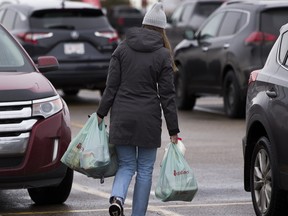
[158,50,180,136]
[97,52,121,118]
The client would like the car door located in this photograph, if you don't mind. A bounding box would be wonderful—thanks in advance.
[203,11,246,92]
[185,11,225,91]
[267,30,288,170]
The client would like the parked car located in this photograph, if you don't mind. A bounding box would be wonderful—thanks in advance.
[166,0,225,49]
[0,0,119,96]
[106,5,144,39]
[0,23,73,204]
[243,22,288,216]
[173,0,288,118]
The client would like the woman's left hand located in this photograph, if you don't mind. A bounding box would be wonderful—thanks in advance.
[170,134,178,144]
[97,116,103,125]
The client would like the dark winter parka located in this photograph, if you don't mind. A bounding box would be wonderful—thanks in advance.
[97,27,179,148]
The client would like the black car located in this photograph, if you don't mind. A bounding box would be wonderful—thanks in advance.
[166,0,224,49]
[106,5,144,39]
[173,0,288,118]
[243,22,288,216]
[0,0,119,96]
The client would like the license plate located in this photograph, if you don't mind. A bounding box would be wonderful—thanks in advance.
[64,43,85,55]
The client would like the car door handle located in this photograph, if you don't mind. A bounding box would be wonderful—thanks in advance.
[266,89,277,98]
[223,43,230,49]
[202,46,208,52]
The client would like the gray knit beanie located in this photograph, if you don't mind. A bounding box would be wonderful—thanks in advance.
[142,2,167,29]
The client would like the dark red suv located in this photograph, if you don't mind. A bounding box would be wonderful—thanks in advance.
[0,23,73,204]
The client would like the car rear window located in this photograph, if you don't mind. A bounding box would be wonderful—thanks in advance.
[261,8,288,36]
[30,9,111,30]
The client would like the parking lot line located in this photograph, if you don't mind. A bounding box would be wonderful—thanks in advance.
[72,183,251,215]
[73,183,183,216]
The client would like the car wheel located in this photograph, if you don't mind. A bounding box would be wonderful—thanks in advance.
[175,66,196,110]
[63,89,79,96]
[223,71,245,118]
[28,168,74,205]
[250,137,287,216]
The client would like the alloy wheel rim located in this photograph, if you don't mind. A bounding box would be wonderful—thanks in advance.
[253,149,272,214]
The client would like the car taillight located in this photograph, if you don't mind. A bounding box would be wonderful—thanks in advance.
[245,31,277,45]
[95,31,119,43]
[248,70,260,85]
[16,32,53,44]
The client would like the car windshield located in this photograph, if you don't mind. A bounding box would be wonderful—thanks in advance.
[30,8,111,30]
[0,26,35,72]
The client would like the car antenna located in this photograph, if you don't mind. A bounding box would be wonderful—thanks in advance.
[61,0,66,8]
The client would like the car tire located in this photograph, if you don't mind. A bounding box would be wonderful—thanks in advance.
[250,137,288,216]
[28,168,74,205]
[175,66,196,110]
[223,71,245,118]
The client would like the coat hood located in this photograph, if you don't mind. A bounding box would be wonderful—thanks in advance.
[126,27,163,52]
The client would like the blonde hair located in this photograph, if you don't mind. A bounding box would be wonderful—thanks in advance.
[143,25,178,72]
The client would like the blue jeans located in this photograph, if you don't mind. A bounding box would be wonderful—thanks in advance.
[111,145,157,216]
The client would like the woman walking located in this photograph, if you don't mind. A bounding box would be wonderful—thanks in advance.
[97,2,180,216]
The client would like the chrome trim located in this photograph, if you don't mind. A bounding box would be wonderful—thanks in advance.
[0,107,32,119]
[0,101,31,106]
[52,139,59,162]
[32,95,60,104]
[0,119,37,132]
[0,133,29,155]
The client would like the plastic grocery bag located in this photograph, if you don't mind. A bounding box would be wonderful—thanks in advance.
[80,115,110,170]
[61,113,118,182]
[161,139,186,166]
[60,113,96,172]
[155,142,198,202]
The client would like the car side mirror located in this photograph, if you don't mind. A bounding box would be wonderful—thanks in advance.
[184,29,195,40]
[37,56,59,73]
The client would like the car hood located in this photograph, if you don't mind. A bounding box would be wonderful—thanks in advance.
[0,72,57,102]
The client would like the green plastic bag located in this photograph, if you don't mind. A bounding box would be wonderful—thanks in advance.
[61,113,118,182]
[155,142,198,202]
[80,114,110,170]
[60,113,96,172]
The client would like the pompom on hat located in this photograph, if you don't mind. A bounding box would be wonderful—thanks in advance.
[142,2,167,29]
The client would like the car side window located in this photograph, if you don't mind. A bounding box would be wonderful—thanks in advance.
[14,12,26,29]
[198,12,225,39]
[0,9,5,22]
[279,31,288,66]
[181,4,194,24]
[218,11,246,37]
[2,9,16,30]
[171,5,184,24]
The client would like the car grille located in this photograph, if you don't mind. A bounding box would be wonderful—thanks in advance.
[0,101,37,168]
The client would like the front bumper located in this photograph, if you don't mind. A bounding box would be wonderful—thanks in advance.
[0,111,71,189]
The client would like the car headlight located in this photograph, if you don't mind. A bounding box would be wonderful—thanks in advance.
[32,95,63,118]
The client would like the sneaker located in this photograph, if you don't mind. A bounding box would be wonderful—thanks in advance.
[109,198,124,216]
